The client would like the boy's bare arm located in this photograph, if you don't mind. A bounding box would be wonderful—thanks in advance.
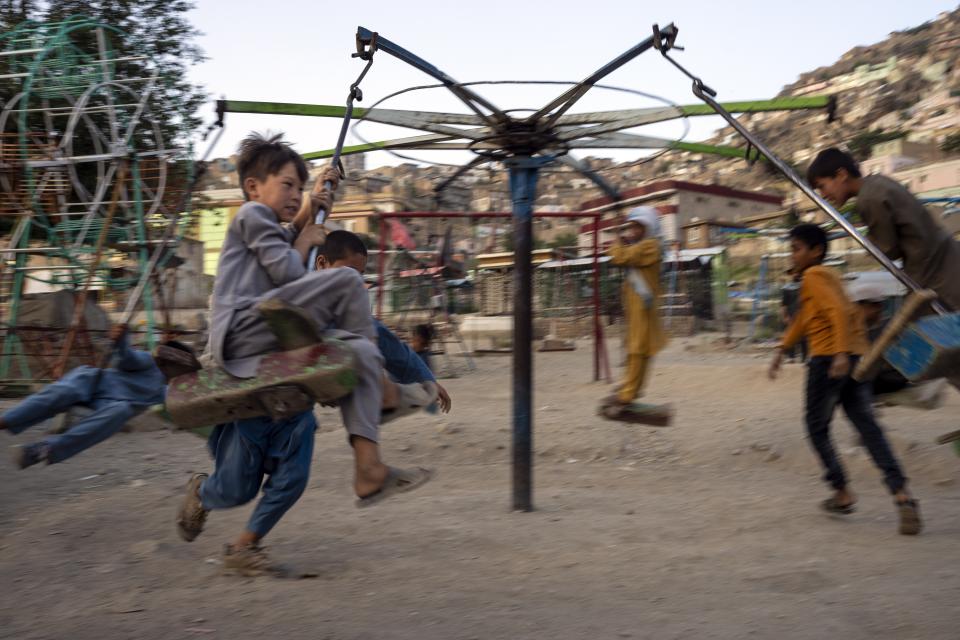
[293,225,328,264]
[293,165,341,231]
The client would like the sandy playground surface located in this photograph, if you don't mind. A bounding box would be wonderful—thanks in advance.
[1,335,958,640]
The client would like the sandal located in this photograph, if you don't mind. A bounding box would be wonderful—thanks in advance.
[222,544,289,577]
[356,466,433,509]
[821,497,856,515]
[897,499,923,536]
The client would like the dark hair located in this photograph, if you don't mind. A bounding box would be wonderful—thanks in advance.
[806,148,861,184]
[788,223,828,262]
[236,132,309,200]
[322,229,368,263]
[414,324,435,343]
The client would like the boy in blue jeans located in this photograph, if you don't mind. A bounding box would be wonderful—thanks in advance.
[178,410,317,576]
[1,325,199,468]
[314,229,452,414]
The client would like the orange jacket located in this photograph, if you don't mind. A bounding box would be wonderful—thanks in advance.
[780,265,868,357]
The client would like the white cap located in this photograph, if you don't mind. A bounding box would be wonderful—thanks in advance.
[847,281,887,303]
[621,206,661,237]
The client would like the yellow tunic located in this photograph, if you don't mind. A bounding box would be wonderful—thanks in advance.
[607,238,667,356]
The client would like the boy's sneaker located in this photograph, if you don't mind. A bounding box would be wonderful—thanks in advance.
[12,442,48,469]
[897,499,923,536]
[222,544,288,577]
[176,473,209,542]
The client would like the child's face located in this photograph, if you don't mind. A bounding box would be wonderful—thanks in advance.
[789,237,823,273]
[411,334,427,352]
[812,169,854,207]
[622,222,646,244]
[244,161,304,222]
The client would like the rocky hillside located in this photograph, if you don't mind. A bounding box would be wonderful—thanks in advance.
[201,8,960,210]
[633,7,960,196]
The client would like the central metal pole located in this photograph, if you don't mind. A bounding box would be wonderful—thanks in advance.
[507,156,546,512]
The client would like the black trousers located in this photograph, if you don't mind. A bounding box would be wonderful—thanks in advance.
[804,356,906,494]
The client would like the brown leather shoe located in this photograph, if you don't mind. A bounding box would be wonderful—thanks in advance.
[176,473,209,542]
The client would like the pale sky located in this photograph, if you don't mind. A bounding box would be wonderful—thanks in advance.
[188,0,958,167]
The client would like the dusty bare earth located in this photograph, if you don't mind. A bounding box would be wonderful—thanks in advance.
[1,336,958,640]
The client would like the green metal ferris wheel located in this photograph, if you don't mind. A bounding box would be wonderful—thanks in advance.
[0,15,196,381]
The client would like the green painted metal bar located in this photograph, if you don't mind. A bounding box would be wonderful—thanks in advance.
[223,100,367,119]
[225,96,831,125]
[303,142,380,160]
[679,96,832,116]
[303,135,457,159]
[669,140,763,159]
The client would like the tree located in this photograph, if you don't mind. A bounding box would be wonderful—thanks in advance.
[0,0,36,30]
[46,0,206,149]
[1,1,205,150]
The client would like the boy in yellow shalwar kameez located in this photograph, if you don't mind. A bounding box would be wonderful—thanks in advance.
[606,206,667,406]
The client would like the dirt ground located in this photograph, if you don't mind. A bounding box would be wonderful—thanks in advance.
[1,335,958,640]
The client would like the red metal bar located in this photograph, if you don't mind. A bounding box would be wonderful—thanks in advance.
[377,216,387,318]
[592,215,600,382]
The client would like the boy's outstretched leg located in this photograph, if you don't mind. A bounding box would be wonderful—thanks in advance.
[840,374,922,535]
[178,412,318,576]
[10,398,135,469]
[178,423,264,543]
[1,367,98,437]
[352,435,433,508]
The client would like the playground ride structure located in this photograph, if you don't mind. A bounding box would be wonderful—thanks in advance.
[0,15,207,385]
[220,24,841,511]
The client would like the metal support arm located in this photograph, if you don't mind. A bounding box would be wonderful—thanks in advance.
[654,26,947,315]
[528,23,677,127]
[356,27,507,127]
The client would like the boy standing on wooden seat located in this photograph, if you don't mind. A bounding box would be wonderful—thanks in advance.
[769,224,921,535]
[176,134,431,573]
[605,206,667,407]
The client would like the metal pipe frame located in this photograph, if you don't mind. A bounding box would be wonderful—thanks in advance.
[356,27,507,126]
[527,24,677,128]
[231,23,839,512]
